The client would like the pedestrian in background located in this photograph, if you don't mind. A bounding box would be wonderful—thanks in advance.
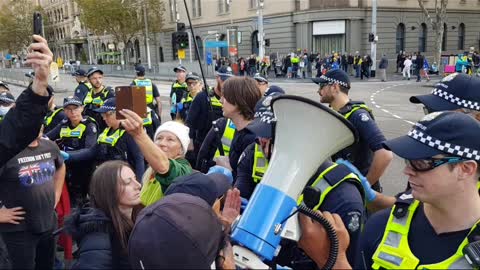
[403,56,413,80]
[415,52,425,82]
[378,54,389,82]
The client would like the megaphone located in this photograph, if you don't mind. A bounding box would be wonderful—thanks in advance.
[231,95,358,265]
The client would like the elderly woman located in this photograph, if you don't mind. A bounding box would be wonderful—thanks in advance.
[120,110,192,207]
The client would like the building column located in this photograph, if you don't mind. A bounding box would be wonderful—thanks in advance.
[346,19,362,54]
[295,22,312,53]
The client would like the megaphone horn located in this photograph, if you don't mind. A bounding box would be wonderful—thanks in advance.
[231,95,358,261]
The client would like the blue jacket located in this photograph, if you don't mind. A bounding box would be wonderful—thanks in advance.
[65,208,131,269]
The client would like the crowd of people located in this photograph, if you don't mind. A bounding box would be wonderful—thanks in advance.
[1,36,480,270]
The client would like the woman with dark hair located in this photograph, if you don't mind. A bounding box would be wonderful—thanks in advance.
[65,160,140,269]
[215,77,262,178]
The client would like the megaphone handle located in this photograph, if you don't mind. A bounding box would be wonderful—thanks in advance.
[297,204,339,270]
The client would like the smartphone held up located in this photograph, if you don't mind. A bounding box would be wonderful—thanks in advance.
[115,86,147,120]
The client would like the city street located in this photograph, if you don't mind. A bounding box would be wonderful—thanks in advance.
[6,76,432,196]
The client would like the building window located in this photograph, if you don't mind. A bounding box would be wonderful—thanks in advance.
[458,23,465,50]
[442,23,447,51]
[191,0,201,17]
[218,0,229,13]
[396,23,405,53]
[419,23,427,52]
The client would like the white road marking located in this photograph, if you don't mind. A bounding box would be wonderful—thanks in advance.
[370,83,413,125]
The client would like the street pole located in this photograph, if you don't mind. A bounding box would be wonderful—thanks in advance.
[143,1,152,70]
[370,0,377,77]
[174,0,181,65]
[257,0,265,60]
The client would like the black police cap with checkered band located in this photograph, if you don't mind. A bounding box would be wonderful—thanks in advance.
[312,69,351,89]
[383,111,480,161]
[410,73,480,112]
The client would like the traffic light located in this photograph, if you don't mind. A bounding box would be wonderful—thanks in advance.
[177,22,186,32]
[368,33,375,42]
[265,39,270,47]
[173,31,189,49]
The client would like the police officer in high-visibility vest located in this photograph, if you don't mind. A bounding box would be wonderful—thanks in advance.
[312,69,393,192]
[83,67,115,130]
[72,69,92,102]
[170,65,188,120]
[45,96,98,207]
[44,95,66,134]
[0,92,15,122]
[235,93,365,266]
[131,65,162,122]
[253,73,287,97]
[355,111,480,270]
[93,98,145,179]
[291,54,300,78]
[187,66,230,170]
[177,72,203,121]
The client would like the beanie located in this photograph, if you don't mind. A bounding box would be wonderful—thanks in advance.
[154,121,190,154]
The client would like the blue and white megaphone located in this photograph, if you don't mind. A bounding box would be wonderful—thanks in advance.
[231,95,357,267]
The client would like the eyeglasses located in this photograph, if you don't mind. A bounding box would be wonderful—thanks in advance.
[64,107,82,113]
[405,156,467,172]
[318,82,334,91]
[100,111,115,117]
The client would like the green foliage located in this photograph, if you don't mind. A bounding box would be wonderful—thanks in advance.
[75,0,165,46]
[0,0,43,53]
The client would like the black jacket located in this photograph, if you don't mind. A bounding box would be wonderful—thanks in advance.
[0,85,51,167]
[65,208,131,270]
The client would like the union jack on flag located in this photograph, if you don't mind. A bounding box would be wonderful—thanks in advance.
[19,163,41,178]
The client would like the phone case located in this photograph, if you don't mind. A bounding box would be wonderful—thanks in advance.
[115,86,147,120]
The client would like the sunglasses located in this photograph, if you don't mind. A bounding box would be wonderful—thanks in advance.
[405,156,467,172]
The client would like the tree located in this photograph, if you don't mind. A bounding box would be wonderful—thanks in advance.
[0,0,42,53]
[74,0,165,63]
[418,0,448,67]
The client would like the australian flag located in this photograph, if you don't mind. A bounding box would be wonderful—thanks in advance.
[18,161,55,187]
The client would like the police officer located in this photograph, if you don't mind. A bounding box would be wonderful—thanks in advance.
[177,72,203,121]
[312,69,392,192]
[45,96,97,206]
[357,111,480,270]
[170,65,188,120]
[93,98,145,179]
[43,95,66,134]
[0,81,10,93]
[187,66,230,169]
[72,69,92,102]
[235,94,365,266]
[0,92,15,122]
[361,73,480,213]
[83,67,115,130]
[131,65,162,121]
[253,73,287,97]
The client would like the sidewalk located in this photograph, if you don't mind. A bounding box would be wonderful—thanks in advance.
[0,66,441,93]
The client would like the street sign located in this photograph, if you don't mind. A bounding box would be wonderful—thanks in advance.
[252,18,272,24]
[108,43,115,50]
[50,62,60,82]
[178,49,186,59]
[205,41,228,48]
[206,52,212,65]
[5,54,11,60]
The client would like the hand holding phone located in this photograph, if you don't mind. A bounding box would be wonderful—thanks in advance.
[115,86,147,120]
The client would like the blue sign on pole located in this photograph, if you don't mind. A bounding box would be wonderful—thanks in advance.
[205,41,228,48]
[206,52,213,65]
[5,54,12,60]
